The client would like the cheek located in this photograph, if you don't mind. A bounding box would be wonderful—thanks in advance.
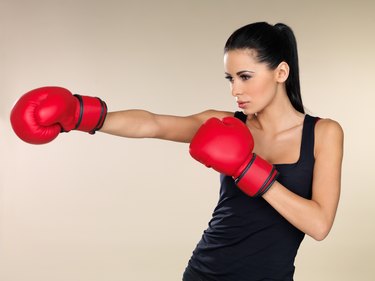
[251,79,276,99]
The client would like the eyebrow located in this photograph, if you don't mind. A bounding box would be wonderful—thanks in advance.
[225,70,255,76]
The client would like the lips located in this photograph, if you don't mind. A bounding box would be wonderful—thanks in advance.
[237,101,249,109]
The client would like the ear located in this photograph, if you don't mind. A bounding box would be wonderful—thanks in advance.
[275,61,289,83]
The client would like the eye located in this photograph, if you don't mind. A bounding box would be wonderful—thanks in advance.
[225,75,234,83]
[240,74,252,81]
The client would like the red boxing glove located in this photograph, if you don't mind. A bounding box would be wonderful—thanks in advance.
[10,86,107,144]
[189,117,278,197]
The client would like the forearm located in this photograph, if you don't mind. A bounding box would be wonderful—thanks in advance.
[100,110,159,138]
[262,182,336,241]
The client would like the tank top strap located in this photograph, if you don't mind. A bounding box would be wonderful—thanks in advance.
[298,114,320,165]
[234,112,320,167]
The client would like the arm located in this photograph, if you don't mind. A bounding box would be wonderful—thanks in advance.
[262,119,344,241]
[100,109,234,143]
[10,86,233,144]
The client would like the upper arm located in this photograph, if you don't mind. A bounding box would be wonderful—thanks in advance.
[312,118,344,227]
[154,110,234,143]
[100,109,234,142]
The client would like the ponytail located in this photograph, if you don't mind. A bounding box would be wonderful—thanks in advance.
[274,23,304,113]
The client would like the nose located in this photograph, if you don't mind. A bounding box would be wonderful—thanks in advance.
[231,80,243,97]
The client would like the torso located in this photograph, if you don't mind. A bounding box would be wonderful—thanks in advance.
[246,114,306,165]
[186,112,320,280]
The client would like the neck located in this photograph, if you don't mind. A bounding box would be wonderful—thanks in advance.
[250,90,304,133]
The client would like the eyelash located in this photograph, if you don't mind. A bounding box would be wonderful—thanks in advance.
[225,74,252,83]
[225,76,234,83]
[240,74,251,81]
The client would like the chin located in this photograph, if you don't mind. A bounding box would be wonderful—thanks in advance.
[242,108,256,115]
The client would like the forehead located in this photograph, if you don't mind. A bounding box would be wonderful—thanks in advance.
[224,49,260,70]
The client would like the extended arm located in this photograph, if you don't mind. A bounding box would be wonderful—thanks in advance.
[10,86,233,144]
[100,109,233,143]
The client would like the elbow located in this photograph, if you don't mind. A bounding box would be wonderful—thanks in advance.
[311,231,328,242]
[310,223,332,241]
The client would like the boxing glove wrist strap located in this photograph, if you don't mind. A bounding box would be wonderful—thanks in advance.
[74,95,108,134]
[234,154,279,197]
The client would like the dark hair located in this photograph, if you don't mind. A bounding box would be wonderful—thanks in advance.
[224,22,304,114]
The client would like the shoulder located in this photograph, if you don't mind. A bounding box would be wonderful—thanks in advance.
[315,118,344,139]
[314,117,344,157]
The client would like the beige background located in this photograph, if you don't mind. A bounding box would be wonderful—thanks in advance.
[1,0,374,280]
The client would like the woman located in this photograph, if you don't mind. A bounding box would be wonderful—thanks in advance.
[10,22,343,280]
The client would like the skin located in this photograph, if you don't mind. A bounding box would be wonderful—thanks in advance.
[100,49,344,241]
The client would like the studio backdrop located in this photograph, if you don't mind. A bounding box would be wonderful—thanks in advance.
[0,0,374,280]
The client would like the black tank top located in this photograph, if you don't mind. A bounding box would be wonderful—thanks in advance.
[187,112,319,281]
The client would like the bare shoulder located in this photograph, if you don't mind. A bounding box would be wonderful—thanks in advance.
[315,118,344,140]
[314,117,344,156]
